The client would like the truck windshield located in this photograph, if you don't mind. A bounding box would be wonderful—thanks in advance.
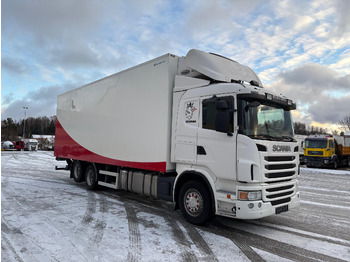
[238,99,294,141]
[305,139,327,148]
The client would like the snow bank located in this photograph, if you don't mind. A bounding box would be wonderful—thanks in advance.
[301,167,350,176]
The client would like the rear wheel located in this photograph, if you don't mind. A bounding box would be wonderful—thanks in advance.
[85,165,98,190]
[178,180,214,225]
[72,160,84,183]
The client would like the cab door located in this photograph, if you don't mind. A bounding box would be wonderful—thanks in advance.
[173,98,200,164]
[196,94,237,180]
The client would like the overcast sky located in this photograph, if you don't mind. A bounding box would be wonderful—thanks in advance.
[2,0,350,132]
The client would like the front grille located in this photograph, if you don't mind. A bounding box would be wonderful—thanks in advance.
[261,150,297,205]
[271,197,291,206]
[266,190,294,199]
[265,164,296,170]
[266,185,293,192]
[307,151,323,156]
[265,156,295,162]
[265,171,295,179]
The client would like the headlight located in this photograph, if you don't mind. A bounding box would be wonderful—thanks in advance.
[239,191,262,201]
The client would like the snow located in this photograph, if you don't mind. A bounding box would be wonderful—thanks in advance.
[2,151,350,261]
[221,220,350,261]
[301,167,350,175]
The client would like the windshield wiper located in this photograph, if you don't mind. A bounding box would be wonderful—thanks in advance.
[281,136,296,142]
[248,134,275,141]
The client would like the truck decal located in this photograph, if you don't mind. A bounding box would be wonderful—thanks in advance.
[185,102,197,123]
[54,120,167,172]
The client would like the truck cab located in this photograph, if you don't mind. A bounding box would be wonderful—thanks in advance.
[304,136,350,168]
[172,50,300,222]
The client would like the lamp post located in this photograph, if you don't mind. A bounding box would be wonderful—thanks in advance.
[23,107,28,139]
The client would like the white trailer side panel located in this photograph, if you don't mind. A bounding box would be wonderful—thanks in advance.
[55,54,178,172]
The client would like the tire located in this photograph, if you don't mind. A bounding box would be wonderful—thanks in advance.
[178,180,214,225]
[85,165,98,190]
[333,160,338,169]
[72,161,84,183]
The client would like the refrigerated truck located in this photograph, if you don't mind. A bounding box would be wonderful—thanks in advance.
[55,49,300,225]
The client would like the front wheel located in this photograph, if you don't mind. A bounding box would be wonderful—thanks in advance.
[333,159,338,169]
[85,165,98,190]
[178,180,214,225]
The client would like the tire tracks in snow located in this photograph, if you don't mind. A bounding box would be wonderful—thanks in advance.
[166,219,198,262]
[81,191,107,244]
[178,221,219,262]
[1,234,25,262]
[125,202,142,262]
[119,193,218,262]
[208,219,346,262]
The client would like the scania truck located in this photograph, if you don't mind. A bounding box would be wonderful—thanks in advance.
[55,49,300,225]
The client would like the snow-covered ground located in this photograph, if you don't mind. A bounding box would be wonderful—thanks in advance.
[1,151,350,261]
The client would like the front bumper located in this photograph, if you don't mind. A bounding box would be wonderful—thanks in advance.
[235,193,300,219]
[305,157,333,167]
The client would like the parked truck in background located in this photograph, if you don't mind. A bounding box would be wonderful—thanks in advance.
[23,139,39,151]
[13,141,25,151]
[1,141,15,151]
[304,135,350,169]
[55,49,300,225]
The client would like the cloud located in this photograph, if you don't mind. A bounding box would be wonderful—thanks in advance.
[269,63,350,126]
[1,84,75,121]
[2,57,30,75]
[307,94,350,123]
[280,63,350,90]
[2,0,349,133]
[335,0,350,34]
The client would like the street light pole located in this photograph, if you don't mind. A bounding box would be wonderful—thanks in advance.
[23,107,28,139]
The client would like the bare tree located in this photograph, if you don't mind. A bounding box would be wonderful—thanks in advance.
[339,115,350,132]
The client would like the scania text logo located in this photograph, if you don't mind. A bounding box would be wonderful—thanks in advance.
[272,145,291,152]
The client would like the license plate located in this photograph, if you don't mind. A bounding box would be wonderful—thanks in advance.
[275,205,289,215]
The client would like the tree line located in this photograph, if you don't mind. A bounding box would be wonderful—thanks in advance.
[2,115,350,141]
[1,116,56,141]
[294,115,350,136]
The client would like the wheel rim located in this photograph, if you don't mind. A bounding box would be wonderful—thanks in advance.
[183,189,203,217]
[86,169,94,186]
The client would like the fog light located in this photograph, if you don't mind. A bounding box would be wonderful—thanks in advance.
[248,203,254,209]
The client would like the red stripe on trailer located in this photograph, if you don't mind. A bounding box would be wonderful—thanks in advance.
[54,119,167,172]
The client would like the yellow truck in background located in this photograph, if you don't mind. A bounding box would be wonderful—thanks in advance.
[304,135,350,169]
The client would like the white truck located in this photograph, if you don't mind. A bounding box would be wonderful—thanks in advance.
[23,139,39,151]
[55,49,300,225]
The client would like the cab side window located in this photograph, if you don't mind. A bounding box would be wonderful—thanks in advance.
[202,96,234,132]
[329,140,334,149]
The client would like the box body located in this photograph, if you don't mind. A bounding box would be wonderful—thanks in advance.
[55,54,179,172]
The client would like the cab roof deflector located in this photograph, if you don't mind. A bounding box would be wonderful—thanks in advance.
[184,49,262,87]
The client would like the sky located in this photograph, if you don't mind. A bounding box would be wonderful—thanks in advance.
[1,0,350,133]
